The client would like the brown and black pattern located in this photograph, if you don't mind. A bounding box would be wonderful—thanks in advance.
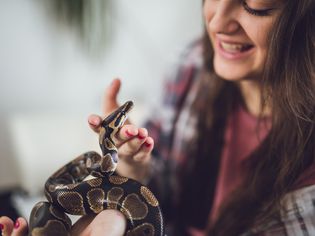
[28,101,164,236]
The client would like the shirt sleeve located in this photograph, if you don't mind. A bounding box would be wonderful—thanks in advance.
[280,184,315,235]
[144,39,204,221]
[243,185,315,236]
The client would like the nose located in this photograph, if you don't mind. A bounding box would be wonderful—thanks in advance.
[207,2,240,35]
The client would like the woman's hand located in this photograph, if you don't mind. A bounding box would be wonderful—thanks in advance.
[71,210,126,236]
[0,210,126,236]
[0,217,28,236]
[88,78,154,183]
[0,79,153,236]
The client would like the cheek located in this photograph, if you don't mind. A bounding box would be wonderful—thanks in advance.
[203,1,216,44]
[246,20,275,68]
[247,15,276,51]
[203,1,215,28]
[251,26,269,51]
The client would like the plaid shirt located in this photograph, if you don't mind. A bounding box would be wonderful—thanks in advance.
[145,40,315,235]
[243,185,315,236]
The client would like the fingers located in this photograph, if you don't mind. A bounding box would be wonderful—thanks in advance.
[88,114,103,133]
[0,217,28,236]
[102,78,121,116]
[114,125,139,146]
[88,119,154,162]
[133,137,154,162]
[11,218,28,236]
[114,126,153,160]
[71,214,96,236]
[84,210,126,236]
[0,216,13,236]
[88,78,124,134]
[74,210,125,236]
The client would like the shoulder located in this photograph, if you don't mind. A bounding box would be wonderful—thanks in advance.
[177,38,204,68]
[145,38,204,144]
[169,38,204,82]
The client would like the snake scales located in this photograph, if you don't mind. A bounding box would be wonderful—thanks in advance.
[28,101,164,236]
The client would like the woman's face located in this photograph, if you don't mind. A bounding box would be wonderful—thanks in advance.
[204,0,283,81]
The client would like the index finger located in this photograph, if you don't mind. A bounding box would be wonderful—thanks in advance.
[102,78,121,116]
[88,114,103,133]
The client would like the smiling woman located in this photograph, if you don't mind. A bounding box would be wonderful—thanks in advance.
[141,0,315,235]
[0,0,314,235]
[196,0,315,234]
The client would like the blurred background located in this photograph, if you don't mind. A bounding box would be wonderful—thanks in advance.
[0,0,202,220]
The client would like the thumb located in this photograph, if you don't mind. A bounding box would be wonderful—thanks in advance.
[102,78,121,116]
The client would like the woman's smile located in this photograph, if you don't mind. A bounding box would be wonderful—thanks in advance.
[216,39,255,60]
[204,0,283,81]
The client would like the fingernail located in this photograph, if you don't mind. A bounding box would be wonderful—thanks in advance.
[138,134,146,140]
[145,142,152,147]
[14,220,20,229]
[0,223,4,230]
[88,119,96,126]
[125,130,134,137]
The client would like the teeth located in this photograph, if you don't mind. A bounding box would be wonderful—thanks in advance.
[221,42,248,53]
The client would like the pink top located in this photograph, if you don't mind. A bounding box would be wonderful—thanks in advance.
[189,107,271,236]
[190,106,271,236]
[188,106,315,236]
[210,106,271,222]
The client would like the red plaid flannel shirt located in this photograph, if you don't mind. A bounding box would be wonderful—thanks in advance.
[145,39,315,236]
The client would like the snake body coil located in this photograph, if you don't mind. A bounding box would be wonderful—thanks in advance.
[28,101,164,236]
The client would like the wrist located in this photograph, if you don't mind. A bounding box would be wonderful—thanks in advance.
[116,161,151,184]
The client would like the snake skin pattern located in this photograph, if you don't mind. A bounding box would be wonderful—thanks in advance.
[28,101,164,236]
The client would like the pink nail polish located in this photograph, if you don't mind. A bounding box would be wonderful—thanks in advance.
[14,220,20,229]
[0,223,4,230]
[125,130,134,137]
[88,119,96,126]
[145,142,152,147]
[138,134,146,140]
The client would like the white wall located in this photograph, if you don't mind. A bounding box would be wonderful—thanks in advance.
[0,0,203,194]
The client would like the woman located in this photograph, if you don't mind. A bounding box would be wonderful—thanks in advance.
[1,0,315,235]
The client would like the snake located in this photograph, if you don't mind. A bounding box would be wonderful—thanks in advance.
[28,101,164,236]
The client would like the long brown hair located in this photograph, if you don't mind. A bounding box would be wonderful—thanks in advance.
[178,0,315,235]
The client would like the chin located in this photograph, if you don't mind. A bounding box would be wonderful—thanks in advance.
[213,60,260,82]
[214,65,246,81]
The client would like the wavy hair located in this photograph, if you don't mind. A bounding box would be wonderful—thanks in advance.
[176,0,315,235]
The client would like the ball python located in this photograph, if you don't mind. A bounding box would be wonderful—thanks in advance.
[28,101,164,236]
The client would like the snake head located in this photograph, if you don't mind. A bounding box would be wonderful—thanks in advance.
[101,101,134,131]
[99,101,134,156]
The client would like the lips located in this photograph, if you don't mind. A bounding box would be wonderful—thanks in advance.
[216,39,255,60]
[220,41,253,54]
